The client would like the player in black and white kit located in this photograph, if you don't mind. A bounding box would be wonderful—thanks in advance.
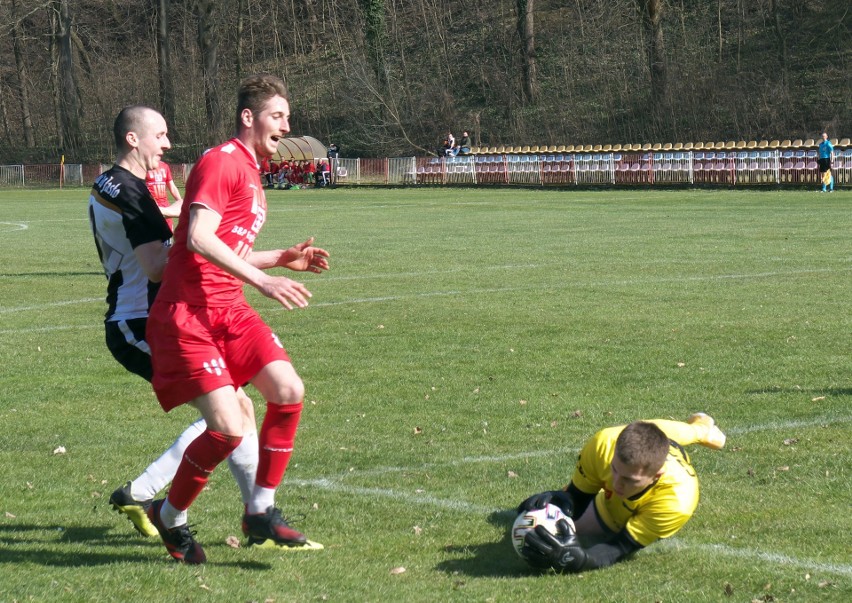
[89,106,260,543]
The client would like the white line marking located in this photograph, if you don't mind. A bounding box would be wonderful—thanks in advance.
[657,541,852,577]
[0,298,101,314]
[0,324,100,336]
[0,222,28,232]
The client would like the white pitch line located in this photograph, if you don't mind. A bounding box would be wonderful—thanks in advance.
[0,221,29,232]
[657,541,852,578]
[0,297,101,315]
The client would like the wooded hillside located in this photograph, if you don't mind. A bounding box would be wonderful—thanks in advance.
[0,0,848,163]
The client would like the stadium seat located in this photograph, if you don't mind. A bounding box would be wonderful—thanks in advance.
[682,142,693,150]
[556,145,566,152]
[725,141,736,149]
[791,139,804,148]
[592,144,602,152]
[802,138,815,147]
[769,140,780,148]
[757,140,769,148]
[519,145,530,153]
[746,140,757,149]
[838,138,850,147]
[780,139,792,148]
[640,143,651,151]
[651,143,662,151]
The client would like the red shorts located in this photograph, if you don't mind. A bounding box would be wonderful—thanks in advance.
[147,299,290,411]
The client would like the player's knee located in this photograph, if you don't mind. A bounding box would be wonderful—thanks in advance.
[267,376,305,405]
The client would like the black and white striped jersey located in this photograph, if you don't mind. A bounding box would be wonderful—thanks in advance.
[88,164,172,322]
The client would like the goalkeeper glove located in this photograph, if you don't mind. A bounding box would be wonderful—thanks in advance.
[522,518,589,573]
[516,490,574,517]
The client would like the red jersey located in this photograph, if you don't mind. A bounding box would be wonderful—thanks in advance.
[157,138,267,307]
[146,163,174,208]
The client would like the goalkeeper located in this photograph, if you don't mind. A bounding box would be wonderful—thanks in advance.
[517,413,726,573]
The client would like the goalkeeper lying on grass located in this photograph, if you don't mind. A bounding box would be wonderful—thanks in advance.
[516,413,725,572]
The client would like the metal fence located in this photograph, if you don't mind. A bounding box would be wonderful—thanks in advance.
[1,149,849,189]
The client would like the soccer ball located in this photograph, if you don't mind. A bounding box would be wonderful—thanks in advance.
[511,503,574,558]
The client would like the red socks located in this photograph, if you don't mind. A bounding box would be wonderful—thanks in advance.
[256,401,303,489]
[167,429,242,511]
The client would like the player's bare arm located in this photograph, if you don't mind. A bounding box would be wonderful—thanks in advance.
[248,237,330,274]
[160,200,183,219]
[186,205,312,309]
[134,239,171,282]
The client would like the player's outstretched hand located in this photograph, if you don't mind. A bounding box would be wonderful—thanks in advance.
[522,519,588,573]
[258,274,312,310]
[281,237,330,274]
[516,490,574,516]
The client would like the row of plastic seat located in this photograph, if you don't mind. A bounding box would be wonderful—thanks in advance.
[450,148,852,164]
[470,137,850,155]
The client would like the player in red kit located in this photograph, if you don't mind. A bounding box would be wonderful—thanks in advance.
[146,74,330,564]
[145,162,183,229]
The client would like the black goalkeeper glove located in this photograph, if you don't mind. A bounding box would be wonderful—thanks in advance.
[521,519,589,573]
[516,490,574,516]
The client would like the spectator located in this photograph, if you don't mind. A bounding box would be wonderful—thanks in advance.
[458,131,472,155]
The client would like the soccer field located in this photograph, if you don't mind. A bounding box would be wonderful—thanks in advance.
[0,187,849,602]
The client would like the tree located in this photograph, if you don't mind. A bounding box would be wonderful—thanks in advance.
[54,0,83,154]
[195,0,224,145]
[11,0,36,148]
[517,0,538,104]
[157,0,178,140]
[639,0,667,109]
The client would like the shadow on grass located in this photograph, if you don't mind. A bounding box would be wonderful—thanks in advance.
[434,509,538,578]
[0,523,271,569]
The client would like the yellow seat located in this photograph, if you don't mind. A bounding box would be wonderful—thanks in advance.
[593,144,603,152]
[563,144,574,152]
[530,145,540,153]
[839,138,851,147]
[703,142,714,150]
[802,138,815,147]
[651,143,662,151]
[611,143,622,151]
[520,145,531,153]
[791,139,804,148]
[746,141,757,149]
[757,140,769,148]
[769,140,780,148]
[556,144,566,152]
[726,141,736,149]
[719,141,730,150]
[780,139,792,148]
[641,143,652,151]
[673,142,683,150]
[682,142,693,150]
[736,141,746,149]
[663,143,673,150]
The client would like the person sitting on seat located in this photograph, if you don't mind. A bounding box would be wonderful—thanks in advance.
[458,131,472,155]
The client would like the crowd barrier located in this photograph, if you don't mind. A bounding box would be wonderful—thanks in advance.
[0,149,848,189]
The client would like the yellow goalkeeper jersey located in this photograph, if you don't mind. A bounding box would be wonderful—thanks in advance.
[571,419,701,547]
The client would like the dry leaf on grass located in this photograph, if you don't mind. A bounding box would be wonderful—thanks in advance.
[507,471,518,478]
[390,566,406,575]
[225,536,241,549]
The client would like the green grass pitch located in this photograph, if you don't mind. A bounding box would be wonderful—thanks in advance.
[0,186,849,602]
